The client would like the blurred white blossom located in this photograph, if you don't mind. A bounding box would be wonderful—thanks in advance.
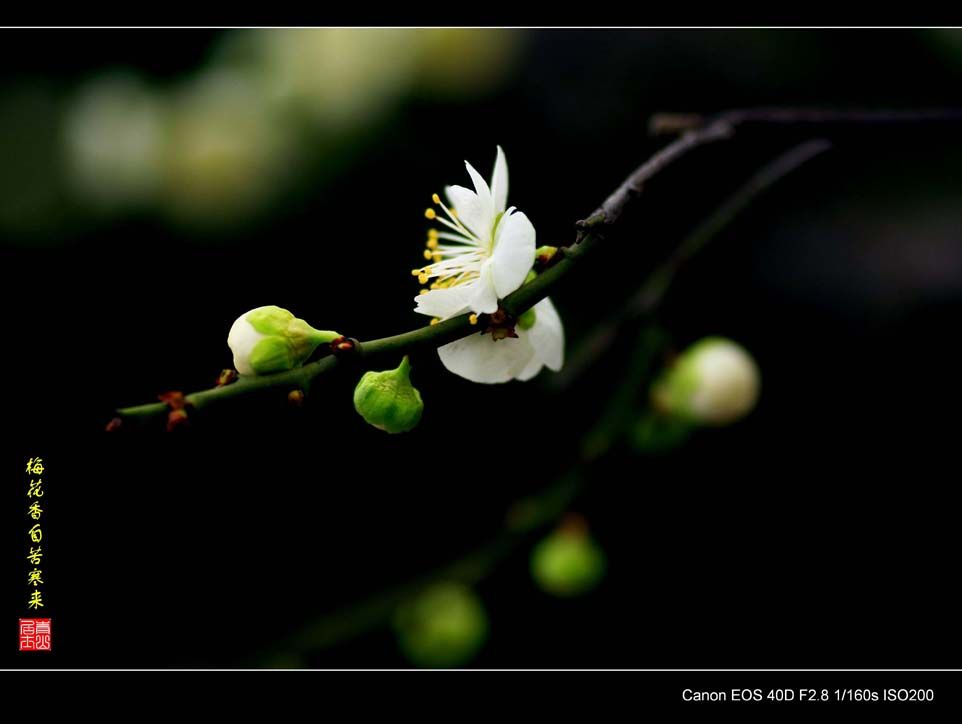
[161,69,292,225]
[63,73,166,210]
[254,29,417,129]
[412,29,522,96]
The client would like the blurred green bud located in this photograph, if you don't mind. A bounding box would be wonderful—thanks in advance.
[530,517,607,597]
[353,356,424,433]
[651,336,760,426]
[630,409,694,455]
[393,582,488,668]
[227,305,340,376]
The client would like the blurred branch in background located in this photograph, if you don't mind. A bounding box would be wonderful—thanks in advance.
[555,139,833,388]
[251,139,837,667]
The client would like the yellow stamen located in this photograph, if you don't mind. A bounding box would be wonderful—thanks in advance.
[430,282,440,290]
[423,249,433,260]
[432,193,441,205]
[426,238,439,250]
[411,269,421,277]
[430,318,440,326]
[428,228,439,239]
[420,289,429,295]
[425,208,436,220]
[418,273,429,284]
[469,314,478,325]
[432,252,442,262]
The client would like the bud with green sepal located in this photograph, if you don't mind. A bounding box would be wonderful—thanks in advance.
[651,336,760,426]
[530,514,607,597]
[227,305,341,376]
[393,582,489,668]
[353,355,424,433]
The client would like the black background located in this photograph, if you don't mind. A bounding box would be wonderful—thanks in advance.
[3,29,962,673]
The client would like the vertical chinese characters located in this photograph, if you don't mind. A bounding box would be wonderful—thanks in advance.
[25,457,46,616]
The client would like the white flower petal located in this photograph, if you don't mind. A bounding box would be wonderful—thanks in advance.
[438,331,536,384]
[515,354,544,381]
[227,316,266,376]
[414,287,470,320]
[526,298,564,371]
[463,160,495,233]
[490,145,508,213]
[464,259,499,315]
[444,184,488,241]
[491,209,536,298]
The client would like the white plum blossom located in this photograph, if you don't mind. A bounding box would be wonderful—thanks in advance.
[412,146,564,383]
[437,297,564,384]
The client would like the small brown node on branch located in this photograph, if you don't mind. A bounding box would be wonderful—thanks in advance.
[330,336,359,357]
[216,369,239,387]
[288,389,305,407]
[105,417,123,432]
[158,391,187,410]
[534,245,562,271]
[576,212,608,230]
[159,390,192,432]
[166,408,190,433]
[483,308,518,341]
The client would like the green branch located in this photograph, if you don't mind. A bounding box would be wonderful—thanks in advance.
[114,108,962,428]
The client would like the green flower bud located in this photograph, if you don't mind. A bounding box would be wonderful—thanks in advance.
[530,520,607,597]
[651,336,760,426]
[227,305,340,376]
[393,582,489,668]
[353,356,424,433]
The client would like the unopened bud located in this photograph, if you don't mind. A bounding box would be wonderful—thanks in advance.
[535,245,559,267]
[530,519,607,597]
[287,389,305,407]
[227,305,341,376]
[393,582,488,668]
[651,336,760,426]
[353,356,424,434]
[216,368,238,387]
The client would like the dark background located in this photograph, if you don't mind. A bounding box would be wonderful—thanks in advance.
[3,29,962,668]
